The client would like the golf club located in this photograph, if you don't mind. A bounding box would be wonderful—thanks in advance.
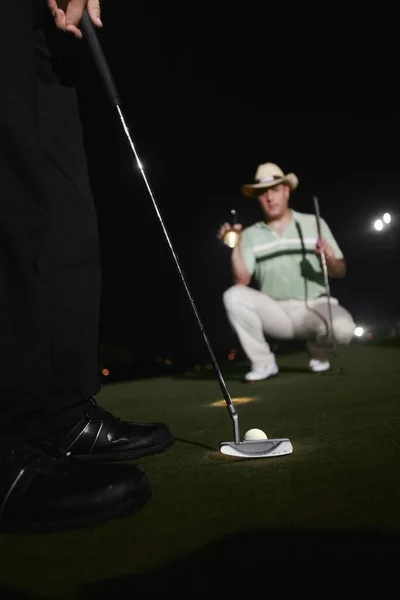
[313,196,346,375]
[80,12,293,459]
[313,196,335,349]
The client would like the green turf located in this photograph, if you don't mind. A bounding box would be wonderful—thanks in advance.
[1,344,400,597]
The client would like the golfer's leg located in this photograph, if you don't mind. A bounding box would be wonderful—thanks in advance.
[0,0,53,456]
[223,285,294,368]
[35,14,102,426]
[24,11,175,463]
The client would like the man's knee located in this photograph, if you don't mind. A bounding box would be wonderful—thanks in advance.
[333,314,356,345]
[223,284,248,311]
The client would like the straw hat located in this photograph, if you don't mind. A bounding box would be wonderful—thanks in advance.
[241,162,299,198]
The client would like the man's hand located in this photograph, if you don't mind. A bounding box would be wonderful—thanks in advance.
[315,237,335,265]
[217,222,243,243]
[316,237,346,278]
[47,0,102,39]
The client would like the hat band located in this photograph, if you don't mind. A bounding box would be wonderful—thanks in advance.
[256,175,282,183]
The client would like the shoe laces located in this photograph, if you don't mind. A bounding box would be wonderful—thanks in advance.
[86,397,126,424]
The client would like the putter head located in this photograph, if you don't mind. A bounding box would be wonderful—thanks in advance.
[219,438,293,458]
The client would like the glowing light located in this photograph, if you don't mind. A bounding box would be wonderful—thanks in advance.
[228,353,235,361]
[354,326,364,337]
[383,212,391,224]
[374,219,384,231]
[212,396,257,407]
[223,230,240,248]
[101,368,110,376]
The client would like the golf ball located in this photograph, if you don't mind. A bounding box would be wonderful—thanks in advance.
[244,428,268,441]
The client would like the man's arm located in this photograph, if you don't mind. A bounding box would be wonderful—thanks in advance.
[316,238,346,278]
[316,218,346,279]
[326,256,346,278]
[217,222,252,285]
[231,244,251,285]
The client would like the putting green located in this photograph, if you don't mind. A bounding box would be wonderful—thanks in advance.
[1,344,400,597]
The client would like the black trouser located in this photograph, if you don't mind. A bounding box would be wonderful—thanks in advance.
[0,1,101,455]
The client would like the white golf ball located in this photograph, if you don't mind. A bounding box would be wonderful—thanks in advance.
[244,428,268,441]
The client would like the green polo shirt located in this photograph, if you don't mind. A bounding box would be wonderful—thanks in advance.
[240,209,344,300]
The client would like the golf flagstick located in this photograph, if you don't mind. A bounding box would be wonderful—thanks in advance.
[80,12,293,458]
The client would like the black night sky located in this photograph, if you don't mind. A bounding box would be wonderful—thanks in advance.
[73,3,399,365]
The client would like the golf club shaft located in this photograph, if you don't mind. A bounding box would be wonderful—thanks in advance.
[313,196,336,352]
[80,12,239,435]
[80,12,120,107]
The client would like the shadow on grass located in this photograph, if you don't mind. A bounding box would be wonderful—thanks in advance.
[174,436,216,451]
[75,528,397,596]
[0,529,396,598]
[174,365,313,381]
[0,590,44,599]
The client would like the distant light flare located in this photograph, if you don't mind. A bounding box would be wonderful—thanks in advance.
[383,212,391,224]
[373,212,392,231]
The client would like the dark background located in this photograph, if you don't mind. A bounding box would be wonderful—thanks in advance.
[74,3,400,368]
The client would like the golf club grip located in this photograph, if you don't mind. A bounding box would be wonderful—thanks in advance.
[80,12,121,107]
[313,196,322,238]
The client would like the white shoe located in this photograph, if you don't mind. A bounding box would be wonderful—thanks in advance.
[245,362,279,382]
[309,358,331,373]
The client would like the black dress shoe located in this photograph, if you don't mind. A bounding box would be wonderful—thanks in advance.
[0,444,151,534]
[54,398,175,461]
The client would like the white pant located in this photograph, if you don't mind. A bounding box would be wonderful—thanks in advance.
[223,285,356,368]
